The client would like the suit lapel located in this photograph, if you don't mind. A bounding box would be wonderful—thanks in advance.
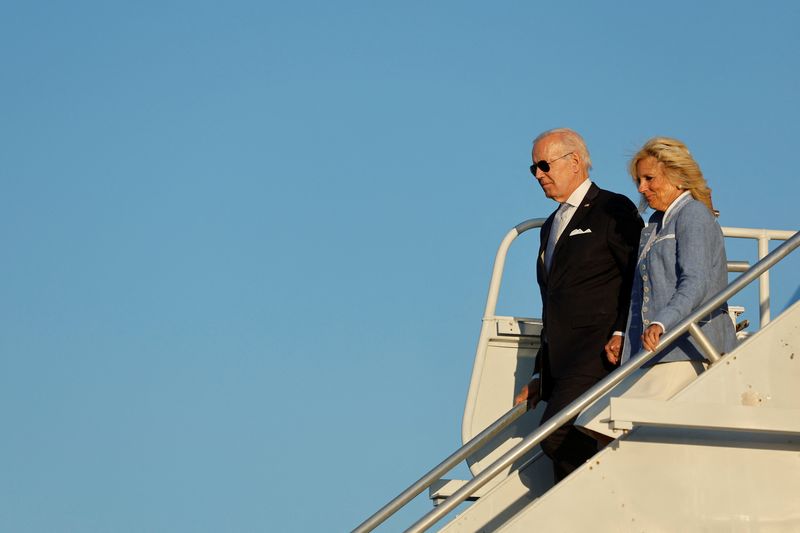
[550,183,599,271]
[538,210,557,284]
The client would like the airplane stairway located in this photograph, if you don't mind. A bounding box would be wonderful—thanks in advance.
[441,299,800,532]
[353,223,799,533]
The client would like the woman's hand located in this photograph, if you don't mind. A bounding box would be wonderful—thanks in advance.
[642,323,664,351]
[604,336,623,365]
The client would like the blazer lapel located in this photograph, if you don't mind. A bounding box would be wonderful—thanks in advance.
[538,210,556,284]
[550,183,599,268]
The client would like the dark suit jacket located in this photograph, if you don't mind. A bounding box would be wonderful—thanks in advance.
[535,183,643,398]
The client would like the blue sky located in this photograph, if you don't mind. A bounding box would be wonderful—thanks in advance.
[2,1,798,532]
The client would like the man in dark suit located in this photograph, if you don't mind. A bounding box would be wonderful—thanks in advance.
[514,128,642,481]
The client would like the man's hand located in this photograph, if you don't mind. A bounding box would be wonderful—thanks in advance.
[514,378,541,408]
[642,323,664,351]
[604,336,623,365]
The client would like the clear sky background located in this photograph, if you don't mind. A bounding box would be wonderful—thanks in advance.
[2,1,799,532]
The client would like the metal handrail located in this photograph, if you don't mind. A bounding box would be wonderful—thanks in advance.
[352,402,528,533]
[721,226,796,327]
[482,218,547,319]
[404,229,800,533]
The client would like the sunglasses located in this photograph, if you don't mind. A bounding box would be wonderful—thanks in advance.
[530,151,574,176]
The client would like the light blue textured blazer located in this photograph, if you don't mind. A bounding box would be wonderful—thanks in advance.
[621,193,737,364]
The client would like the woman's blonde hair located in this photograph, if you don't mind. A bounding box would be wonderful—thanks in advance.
[629,137,715,214]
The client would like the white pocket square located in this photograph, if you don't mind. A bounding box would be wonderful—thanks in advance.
[569,228,592,236]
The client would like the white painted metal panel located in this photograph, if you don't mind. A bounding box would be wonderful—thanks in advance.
[460,318,550,486]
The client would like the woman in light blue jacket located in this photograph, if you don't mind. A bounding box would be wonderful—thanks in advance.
[578,137,737,441]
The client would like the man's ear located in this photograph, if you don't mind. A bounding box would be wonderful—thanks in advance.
[570,152,582,174]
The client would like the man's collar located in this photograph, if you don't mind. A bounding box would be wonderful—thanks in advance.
[563,179,592,207]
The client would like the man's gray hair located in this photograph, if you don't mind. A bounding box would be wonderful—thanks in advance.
[533,128,593,173]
